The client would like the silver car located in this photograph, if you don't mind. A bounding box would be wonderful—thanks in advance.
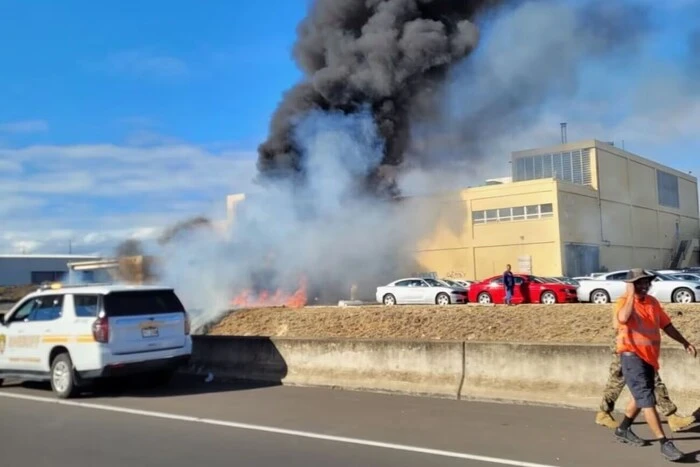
[576,269,700,304]
[376,278,467,306]
[670,273,700,283]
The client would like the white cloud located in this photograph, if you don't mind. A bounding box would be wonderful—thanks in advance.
[0,159,23,173]
[0,120,49,134]
[101,49,189,78]
[0,142,258,255]
[124,130,185,147]
[0,196,45,216]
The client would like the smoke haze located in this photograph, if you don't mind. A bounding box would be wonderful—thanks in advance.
[160,109,439,331]
[153,0,700,329]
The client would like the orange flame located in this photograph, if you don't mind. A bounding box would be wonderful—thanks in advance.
[230,276,308,309]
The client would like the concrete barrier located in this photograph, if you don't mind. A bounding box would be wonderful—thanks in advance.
[187,336,700,414]
[188,336,464,399]
[188,336,288,382]
[458,342,700,414]
[460,342,613,408]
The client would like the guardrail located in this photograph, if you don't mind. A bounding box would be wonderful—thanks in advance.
[184,336,700,414]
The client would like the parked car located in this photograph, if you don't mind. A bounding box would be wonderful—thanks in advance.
[669,272,700,282]
[451,279,475,289]
[376,278,467,305]
[439,278,471,292]
[553,276,580,286]
[467,274,578,305]
[576,269,700,304]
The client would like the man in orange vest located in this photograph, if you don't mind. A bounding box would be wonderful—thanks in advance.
[613,269,697,462]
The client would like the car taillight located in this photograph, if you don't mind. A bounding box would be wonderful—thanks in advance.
[184,313,191,335]
[92,316,109,343]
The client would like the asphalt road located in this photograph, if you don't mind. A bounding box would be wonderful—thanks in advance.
[2,376,700,466]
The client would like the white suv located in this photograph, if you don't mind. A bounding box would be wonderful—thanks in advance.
[0,283,192,398]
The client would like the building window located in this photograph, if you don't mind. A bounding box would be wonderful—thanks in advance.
[543,154,553,178]
[512,149,592,186]
[30,271,64,284]
[472,203,555,224]
[525,205,540,219]
[512,206,525,220]
[657,170,680,209]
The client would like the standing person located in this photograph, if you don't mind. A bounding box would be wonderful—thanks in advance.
[503,264,515,305]
[613,269,696,462]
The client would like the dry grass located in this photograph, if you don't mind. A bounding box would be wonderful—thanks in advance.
[208,303,700,344]
[0,285,37,304]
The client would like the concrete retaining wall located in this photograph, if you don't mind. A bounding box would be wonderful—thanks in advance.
[187,336,700,413]
[188,336,464,398]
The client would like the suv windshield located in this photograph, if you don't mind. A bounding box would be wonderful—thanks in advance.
[104,290,185,317]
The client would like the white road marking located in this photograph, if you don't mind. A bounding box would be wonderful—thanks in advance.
[0,391,560,467]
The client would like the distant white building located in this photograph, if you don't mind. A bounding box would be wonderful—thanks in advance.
[0,254,101,286]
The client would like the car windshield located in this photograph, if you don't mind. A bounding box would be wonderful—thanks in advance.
[441,279,459,287]
[423,278,442,287]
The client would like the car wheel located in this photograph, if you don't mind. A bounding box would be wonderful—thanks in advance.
[540,291,557,305]
[590,289,610,304]
[383,294,396,306]
[477,292,492,304]
[51,353,78,399]
[673,288,694,304]
[436,292,451,306]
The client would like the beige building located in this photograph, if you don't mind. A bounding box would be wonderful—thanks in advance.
[413,139,700,280]
[223,139,700,282]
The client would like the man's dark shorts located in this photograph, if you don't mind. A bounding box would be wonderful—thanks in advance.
[620,352,656,408]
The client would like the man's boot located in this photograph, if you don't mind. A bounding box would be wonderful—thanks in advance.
[667,413,696,432]
[595,411,619,429]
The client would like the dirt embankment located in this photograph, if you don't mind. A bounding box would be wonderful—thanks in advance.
[0,285,36,308]
[207,303,700,344]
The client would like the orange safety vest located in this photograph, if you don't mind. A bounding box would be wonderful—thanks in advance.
[615,295,671,370]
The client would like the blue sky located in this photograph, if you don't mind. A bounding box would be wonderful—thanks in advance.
[0,0,699,254]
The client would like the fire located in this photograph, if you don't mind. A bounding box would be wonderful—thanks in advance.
[230,276,308,309]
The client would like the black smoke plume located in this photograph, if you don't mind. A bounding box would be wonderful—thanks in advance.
[257,0,502,196]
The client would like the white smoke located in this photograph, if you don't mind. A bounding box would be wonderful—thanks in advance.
[156,108,444,331]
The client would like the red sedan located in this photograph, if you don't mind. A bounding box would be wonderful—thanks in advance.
[467,274,578,305]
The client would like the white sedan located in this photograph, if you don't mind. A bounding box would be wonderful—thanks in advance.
[670,272,700,282]
[376,278,467,306]
[576,270,700,304]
